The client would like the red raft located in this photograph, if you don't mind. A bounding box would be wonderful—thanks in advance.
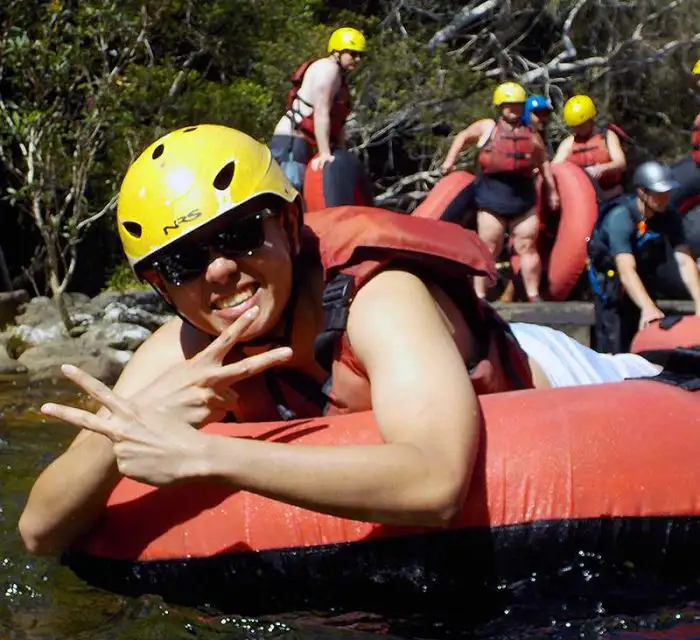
[411,163,598,301]
[66,378,700,615]
[631,314,700,353]
[670,156,700,259]
[302,148,373,211]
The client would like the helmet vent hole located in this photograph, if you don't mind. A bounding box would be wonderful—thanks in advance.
[152,144,165,160]
[122,221,143,238]
[183,127,198,133]
[213,162,236,191]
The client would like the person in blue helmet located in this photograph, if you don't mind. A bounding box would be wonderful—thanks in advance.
[523,95,554,159]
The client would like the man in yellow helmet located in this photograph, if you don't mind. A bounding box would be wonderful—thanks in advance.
[20,124,543,554]
[553,95,628,203]
[441,81,560,302]
[269,27,366,191]
[691,60,700,166]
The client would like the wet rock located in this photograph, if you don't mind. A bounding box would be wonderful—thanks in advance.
[18,340,130,386]
[15,293,91,327]
[101,302,171,332]
[0,344,28,375]
[0,290,29,330]
[6,324,67,359]
[0,288,173,384]
[80,322,152,352]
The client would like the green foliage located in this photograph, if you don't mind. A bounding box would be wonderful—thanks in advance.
[103,261,149,293]
[0,0,698,295]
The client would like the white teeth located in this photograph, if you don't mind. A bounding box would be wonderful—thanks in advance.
[216,287,255,309]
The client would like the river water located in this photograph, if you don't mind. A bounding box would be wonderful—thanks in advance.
[2,377,700,639]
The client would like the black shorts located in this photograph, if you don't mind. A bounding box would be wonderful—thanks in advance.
[474,172,537,218]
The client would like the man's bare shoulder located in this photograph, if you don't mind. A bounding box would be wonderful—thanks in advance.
[306,57,341,84]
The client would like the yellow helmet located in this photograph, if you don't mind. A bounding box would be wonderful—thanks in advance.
[117,125,299,273]
[492,82,527,106]
[693,59,700,75]
[563,95,597,127]
[328,27,366,54]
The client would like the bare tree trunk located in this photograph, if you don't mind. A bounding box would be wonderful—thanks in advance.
[46,244,73,330]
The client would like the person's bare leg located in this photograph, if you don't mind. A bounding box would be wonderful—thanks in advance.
[474,209,506,298]
[511,209,541,301]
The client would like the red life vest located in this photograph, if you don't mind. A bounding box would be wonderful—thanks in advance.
[227,207,534,422]
[692,113,700,166]
[478,120,537,176]
[284,59,351,150]
[569,127,624,190]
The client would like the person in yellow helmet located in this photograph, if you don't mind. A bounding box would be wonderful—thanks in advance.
[270,27,366,191]
[553,95,628,202]
[20,124,545,554]
[691,60,700,166]
[441,81,560,302]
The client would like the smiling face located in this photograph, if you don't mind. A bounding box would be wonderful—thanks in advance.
[146,205,296,341]
[501,102,524,124]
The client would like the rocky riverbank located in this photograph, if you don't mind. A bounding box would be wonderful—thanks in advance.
[0,289,175,385]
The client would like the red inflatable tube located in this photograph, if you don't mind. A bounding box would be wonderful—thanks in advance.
[66,378,700,615]
[670,156,700,216]
[540,162,598,300]
[303,149,373,212]
[501,162,599,300]
[630,315,700,353]
[411,170,476,224]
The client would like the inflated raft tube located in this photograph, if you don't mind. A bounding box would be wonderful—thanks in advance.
[631,315,700,353]
[411,170,476,225]
[510,162,598,300]
[670,156,700,216]
[65,380,700,616]
[303,148,373,212]
[540,162,598,300]
[685,204,700,258]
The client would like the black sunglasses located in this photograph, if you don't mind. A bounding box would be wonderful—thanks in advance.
[143,207,278,287]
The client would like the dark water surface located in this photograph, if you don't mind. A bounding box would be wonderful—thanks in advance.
[2,377,700,639]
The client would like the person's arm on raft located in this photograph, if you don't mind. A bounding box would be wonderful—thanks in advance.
[18,318,291,555]
[614,253,665,327]
[16,321,205,555]
[441,119,493,173]
[673,246,700,314]
[197,270,480,526]
[37,269,480,539]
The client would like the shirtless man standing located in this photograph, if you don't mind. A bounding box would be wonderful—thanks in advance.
[269,27,366,191]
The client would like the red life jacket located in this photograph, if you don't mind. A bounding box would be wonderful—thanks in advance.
[569,127,624,190]
[284,59,351,150]
[478,120,537,176]
[692,112,700,166]
[227,207,534,422]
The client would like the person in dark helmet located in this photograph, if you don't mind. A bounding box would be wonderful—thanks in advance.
[523,95,554,159]
[587,161,700,353]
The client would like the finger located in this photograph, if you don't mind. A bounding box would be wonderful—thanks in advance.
[210,346,294,386]
[60,364,139,421]
[41,402,119,440]
[201,306,260,363]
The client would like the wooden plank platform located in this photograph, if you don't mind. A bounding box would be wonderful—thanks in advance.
[491,299,693,347]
